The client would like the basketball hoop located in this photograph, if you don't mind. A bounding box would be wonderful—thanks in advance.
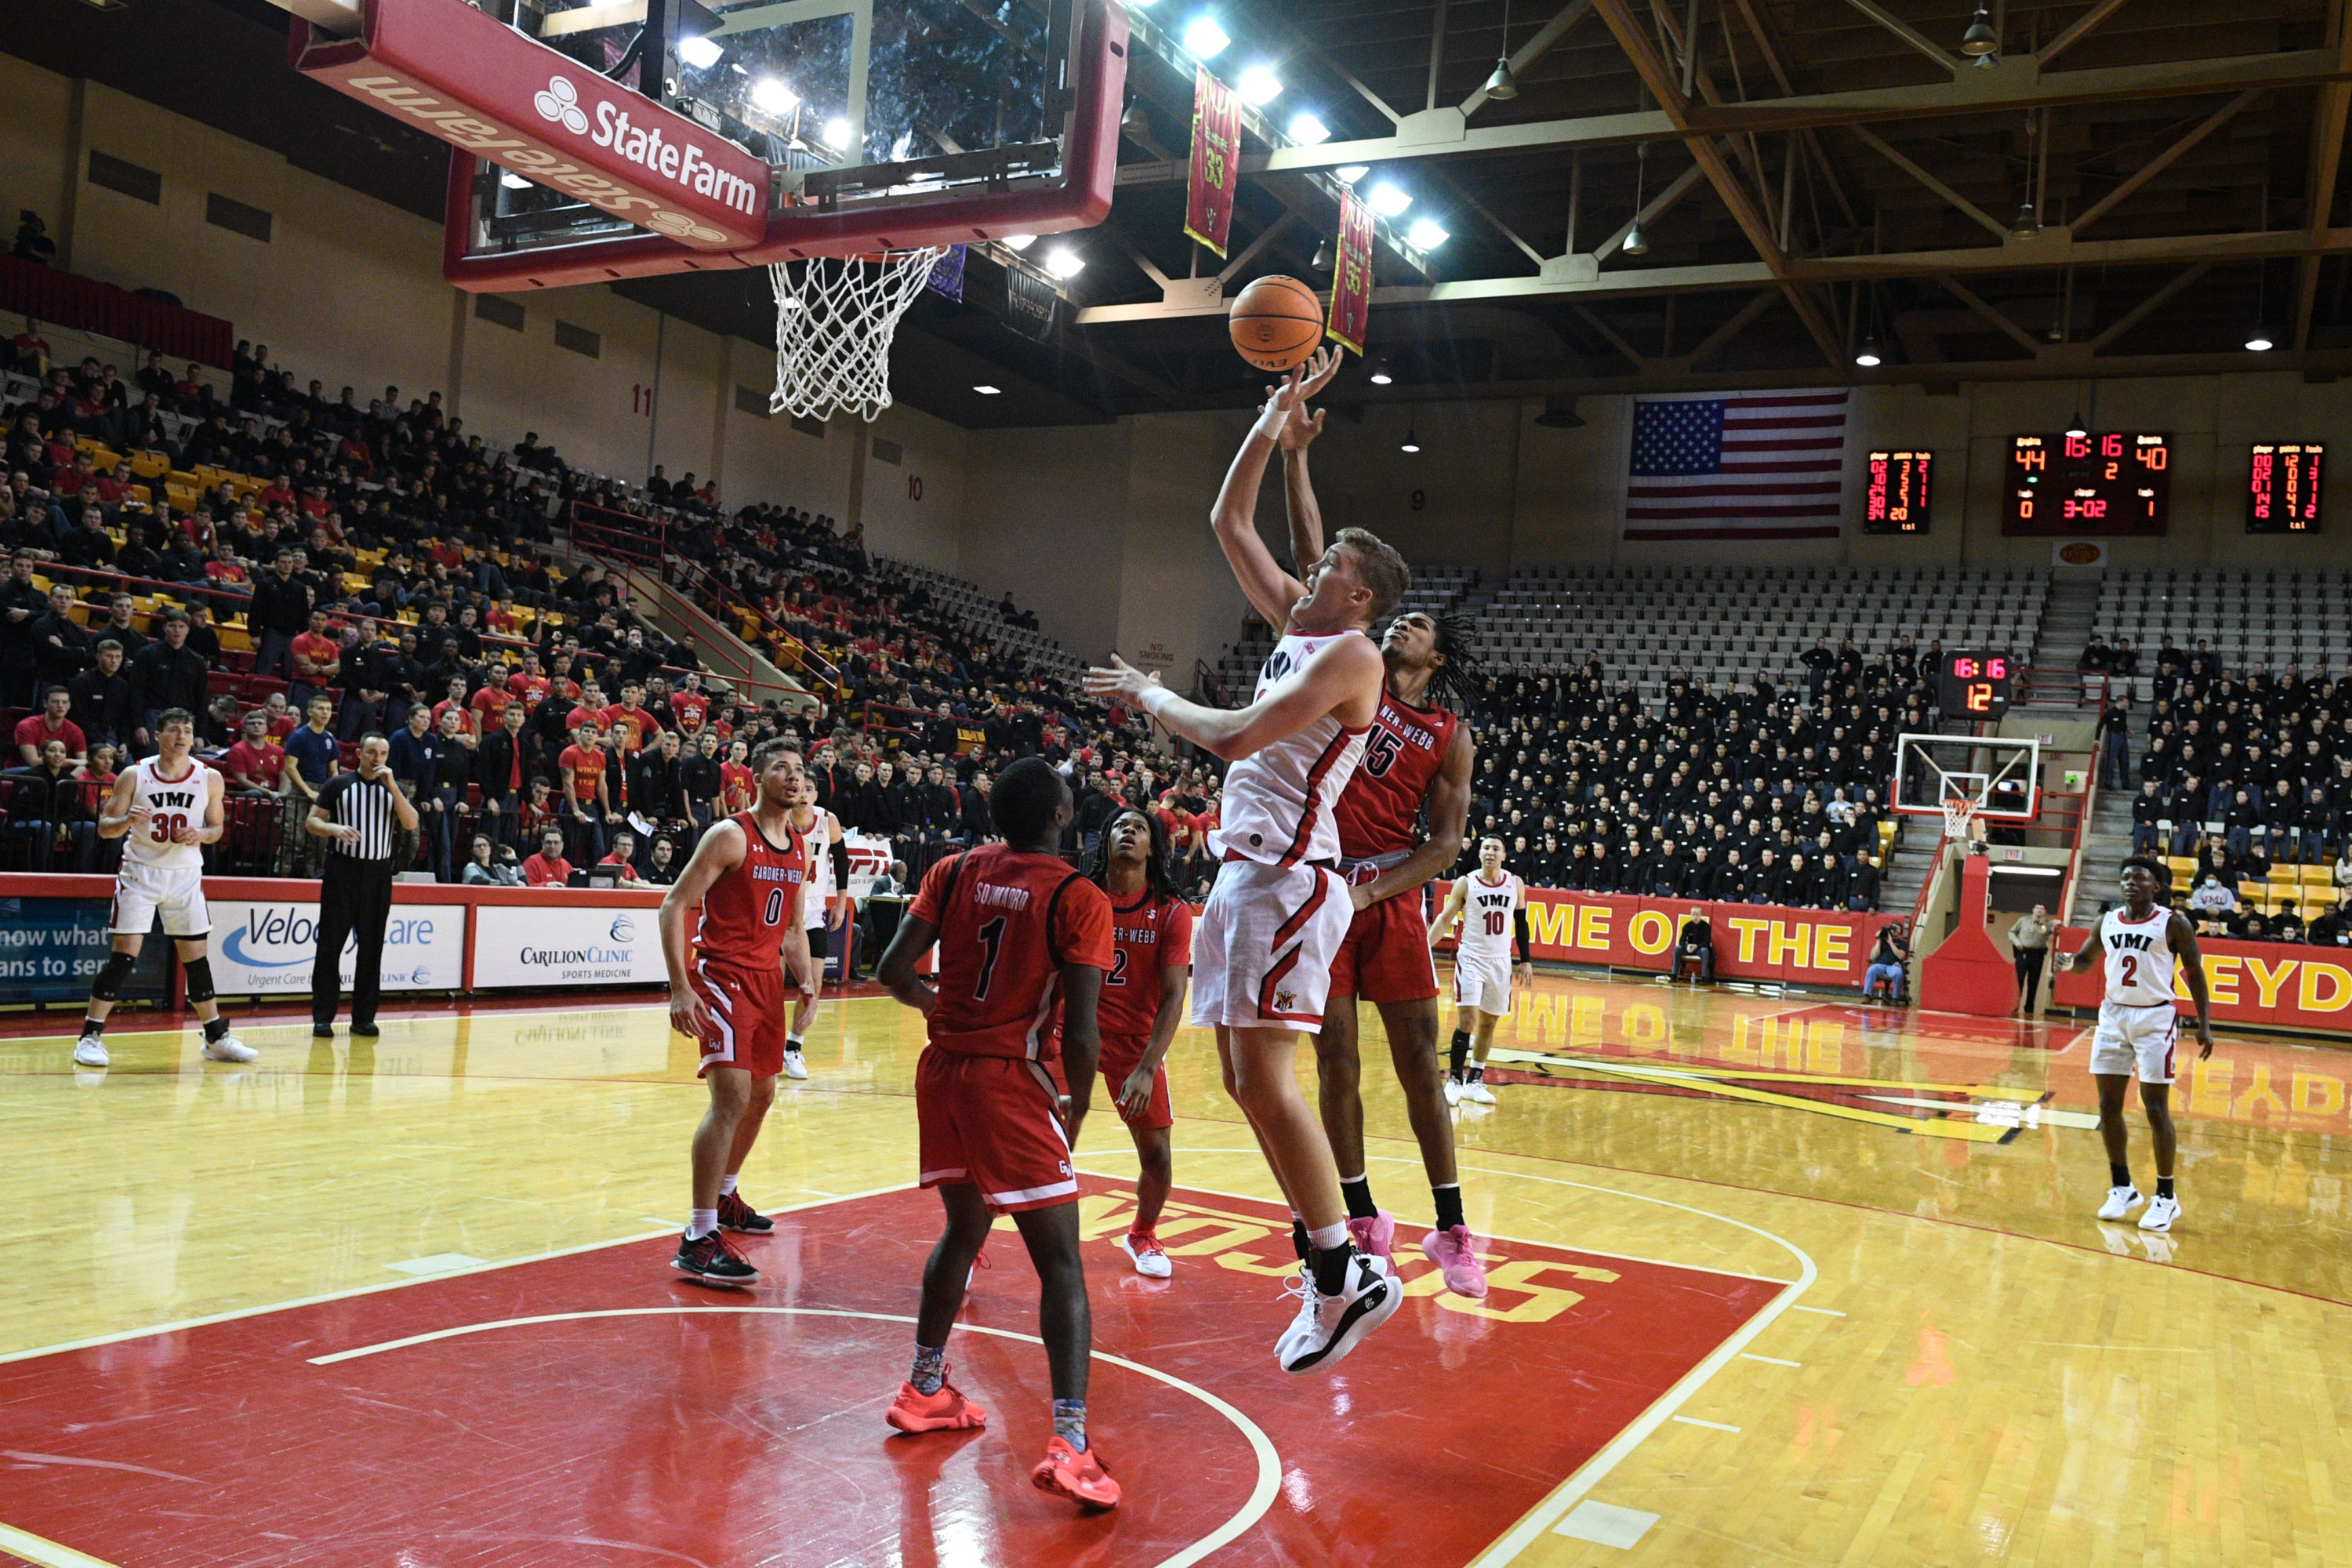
[1940,798,1982,849]
[767,248,949,424]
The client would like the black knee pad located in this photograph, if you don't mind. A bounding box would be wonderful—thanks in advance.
[89,950,138,1003]
[183,956,216,1005]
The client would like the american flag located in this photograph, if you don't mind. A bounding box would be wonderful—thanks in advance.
[1623,389,1849,541]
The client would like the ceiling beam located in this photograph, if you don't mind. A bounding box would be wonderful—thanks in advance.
[2089,260,2214,350]
[1589,0,1846,365]
[2294,2,2352,350]
[1934,274,2042,355]
[1217,214,1298,284]
[1572,304,1652,368]
[1682,289,1780,367]
[2070,89,2263,234]
[1845,124,2009,241]
[1828,0,1962,77]
[2038,0,2133,67]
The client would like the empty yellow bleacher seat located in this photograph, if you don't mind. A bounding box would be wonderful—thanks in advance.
[129,452,169,479]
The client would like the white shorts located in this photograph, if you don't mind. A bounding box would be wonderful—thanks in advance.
[110,861,210,938]
[2090,1000,2181,1084]
[1452,950,1513,1016]
[1190,858,1351,1034]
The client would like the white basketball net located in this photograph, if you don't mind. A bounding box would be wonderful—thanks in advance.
[767,249,949,424]
[1941,798,1982,846]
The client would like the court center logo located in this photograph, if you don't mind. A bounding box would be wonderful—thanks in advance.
[534,75,589,135]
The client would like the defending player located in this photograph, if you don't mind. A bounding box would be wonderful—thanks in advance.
[1430,839,1533,1106]
[2056,857,2214,1233]
[1087,368,1409,1374]
[784,774,851,1080]
[658,738,815,1285]
[1277,363,1486,1298]
[873,758,1119,1510]
[1083,806,1193,1279]
[74,707,252,1069]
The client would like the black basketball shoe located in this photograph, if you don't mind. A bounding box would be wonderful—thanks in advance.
[717,1190,775,1234]
[672,1229,760,1285]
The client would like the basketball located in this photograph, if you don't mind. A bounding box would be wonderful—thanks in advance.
[1229,275,1326,372]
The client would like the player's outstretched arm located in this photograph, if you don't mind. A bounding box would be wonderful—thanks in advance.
[659,819,746,1040]
[1212,372,1312,630]
[875,912,940,1016]
[1277,349,1338,571]
[1356,725,1474,910]
[1087,633,1381,762]
[2170,910,2216,1055]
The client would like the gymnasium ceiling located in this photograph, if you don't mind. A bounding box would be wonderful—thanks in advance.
[15,0,2352,429]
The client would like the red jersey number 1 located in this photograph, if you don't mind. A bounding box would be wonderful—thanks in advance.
[974,916,1007,1000]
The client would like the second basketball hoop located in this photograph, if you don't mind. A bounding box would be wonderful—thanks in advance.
[768,249,950,424]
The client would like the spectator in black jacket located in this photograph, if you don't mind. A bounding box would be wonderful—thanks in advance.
[1672,908,1714,982]
[28,583,91,693]
[56,507,114,570]
[129,613,209,751]
[959,769,994,842]
[2130,779,2168,855]
[249,550,312,682]
[67,639,133,751]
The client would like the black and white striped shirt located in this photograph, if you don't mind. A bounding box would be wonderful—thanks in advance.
[316,772,397,862]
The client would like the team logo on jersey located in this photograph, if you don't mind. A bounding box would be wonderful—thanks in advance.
[1273,989,1298,1013]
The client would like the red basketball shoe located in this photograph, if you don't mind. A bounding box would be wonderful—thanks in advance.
[1032,1436,1120,1508]
[886,1375,989,1433]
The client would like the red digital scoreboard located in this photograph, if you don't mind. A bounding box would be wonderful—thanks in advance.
[2004,432,2171,535]
[2248,442,2322,532]
[1937,650,2016,719]
[1863,450,1933,533]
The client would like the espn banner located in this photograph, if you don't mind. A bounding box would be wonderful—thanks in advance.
[1183,66,1242,258]
[291,0,768,249]
[1327,187,1374,354]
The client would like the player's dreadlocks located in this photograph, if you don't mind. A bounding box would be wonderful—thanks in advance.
[1421,610,1484,714]
[1089,804,1183,901]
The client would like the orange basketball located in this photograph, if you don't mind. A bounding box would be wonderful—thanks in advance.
[1229,275,1326,372]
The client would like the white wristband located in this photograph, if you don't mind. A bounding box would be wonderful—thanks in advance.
[1139,686,1178,718]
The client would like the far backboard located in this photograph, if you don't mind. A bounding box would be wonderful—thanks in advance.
[1892,733,2042,823]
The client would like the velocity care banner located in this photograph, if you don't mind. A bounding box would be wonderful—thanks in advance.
[208,899,466,996]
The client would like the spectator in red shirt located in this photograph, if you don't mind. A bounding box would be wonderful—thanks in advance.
[223,712,286,794]
[290,608,342,713]
[14,687,86,767]
[259,691,298,741]
[51,453,95,500]
[597,829,643,882]
[601,681,661,753]
[430,675,482,739]
[558,721,612,862]
[522,828,573,887]
[469,667,513,731]
[564,680,609,737]
[668,673,710,733]
[93,463,137,506]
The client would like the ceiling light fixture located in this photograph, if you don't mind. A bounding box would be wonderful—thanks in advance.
[1485,0,1519,99]
[501,169,531,191]
[1045,247,1086,279]
[2065,409,2088,439]
[1400,426,1421,453]
[974,384,1003,394]
[1622,143,1650,256]
[750,76,800,114]
[822,117,854,150]
[1959,5,1998,56]
[1534,395,1584,428]
[1002,234,1037,251]
[677,34,725,70]
[2245,326,2275,352]
[1367,358,1394,385]
[1335,165,1370,184]
[1855,338,1882,368]
[1367,181,1412,217]
[1406,217,1450,249]
[1312,237,1334,270]
[1182,15,1231,58]
[1288,111,1330,146]
[2009,199,2038,238]
[1237,64,1283,106]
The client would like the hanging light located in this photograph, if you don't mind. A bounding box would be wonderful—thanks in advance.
[1002,234,1037,251]
[1959,5,1998,56]
[1045,247,1086,279]
[1622,143,1650,256]
[1334,165,1370,183]
[2009,200,2038,239]
[1311,237,1334,270]
[1182,15,1231,58]
[1973,49,1998,71]
[2246,325,2276,352]
[1236,64,1283,107]
[1855,337,1882,368]
[750,76,799,114]
[1534,394,1584,428]
[1400,425,1421,453]
[1367,358,1394,385]
[1406,217,1450,249]
[1485,0,1518,99]
[2065,409,2088,439]
[1367,182,1413,217]
[1287,111,1330,146]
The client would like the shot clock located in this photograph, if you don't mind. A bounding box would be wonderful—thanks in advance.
[1863,451,1933,533]
[2247,442,2322,532]
[1937,650,2016,720]
[2003,432,2170,535]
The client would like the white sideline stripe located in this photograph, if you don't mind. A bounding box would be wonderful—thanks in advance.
[1791,1305,1846,1316]
[307,1306,1280,1568]
[0,1521,119,1568]
[1740,1353,1801,1367]
[0,1181,915,1367]
[1671,1416,1741,1432]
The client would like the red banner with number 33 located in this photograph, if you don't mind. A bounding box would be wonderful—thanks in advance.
[1184,67,1242,258]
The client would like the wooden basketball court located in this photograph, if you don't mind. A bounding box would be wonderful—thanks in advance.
[3,970,2347,1566]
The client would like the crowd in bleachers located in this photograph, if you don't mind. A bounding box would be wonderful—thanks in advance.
[2092,597,2352,946]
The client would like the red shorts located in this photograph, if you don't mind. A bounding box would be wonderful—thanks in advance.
[1327,890,1440,1004]
[916,1050,1078,1212]
[1097,1032,1174,1131]
[691,960,789,1080]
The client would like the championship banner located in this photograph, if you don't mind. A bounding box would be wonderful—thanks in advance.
[1183,66,1242,258]
[1327,187,1374,354]
[1004,265,1058,342]
[289,0,769,250]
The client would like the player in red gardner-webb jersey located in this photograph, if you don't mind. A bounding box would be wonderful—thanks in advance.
[1281,379,1490,1301]
[874,759,1121,1511]
[657,739,815,1287]
[1073,807,1194,1279]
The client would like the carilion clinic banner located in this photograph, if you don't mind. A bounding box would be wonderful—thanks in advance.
[474,902,668,989]
[207,898,466,996]
[0,895,169,1005]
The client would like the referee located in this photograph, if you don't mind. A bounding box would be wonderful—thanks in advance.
[304,731,419,1038]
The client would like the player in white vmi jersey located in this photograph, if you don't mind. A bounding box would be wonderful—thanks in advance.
[2058,856,2212,1233]
[72,706,252,1069]
[1087,368,1408,1375]
[785,775,850,1081]
[1429,838,1531,1108]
